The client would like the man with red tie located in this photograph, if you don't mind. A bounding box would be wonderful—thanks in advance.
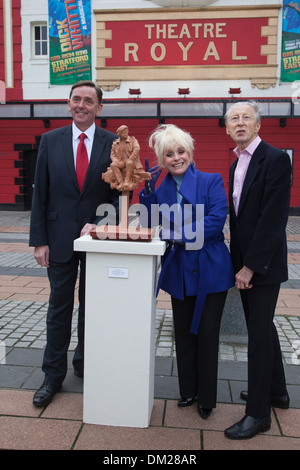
[30,81,119,406]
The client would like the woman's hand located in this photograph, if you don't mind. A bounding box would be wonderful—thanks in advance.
[144,158,162,194]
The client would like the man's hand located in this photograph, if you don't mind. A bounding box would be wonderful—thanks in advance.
[80,223,97,236]
[235,266,254,290]
[34,245,50,268]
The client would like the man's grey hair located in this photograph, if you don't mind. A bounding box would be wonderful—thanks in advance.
[225,100,262,124]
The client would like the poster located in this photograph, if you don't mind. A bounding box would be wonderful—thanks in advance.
[49,0,92,85]
[281,0,300,82]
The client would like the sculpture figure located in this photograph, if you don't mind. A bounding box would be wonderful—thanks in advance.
[102,125,151,191]
[91,126,154,241]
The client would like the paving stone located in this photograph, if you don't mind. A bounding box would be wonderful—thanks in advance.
[0,416,81,450]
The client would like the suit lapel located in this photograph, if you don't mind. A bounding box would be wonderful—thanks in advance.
[157,172,177,206]
[179,163,199,208]
[81,126,110,194]
[229,159,237,217]
[60,125,79,191]
[237,141,265,216]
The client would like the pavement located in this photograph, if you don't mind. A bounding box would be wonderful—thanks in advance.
[0,210,300,453]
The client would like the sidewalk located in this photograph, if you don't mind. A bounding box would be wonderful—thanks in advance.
[0,211,299,451]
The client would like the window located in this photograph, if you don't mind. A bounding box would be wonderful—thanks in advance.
[32,24,48,57]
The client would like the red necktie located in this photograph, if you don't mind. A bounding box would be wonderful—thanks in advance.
[76,133,88,191]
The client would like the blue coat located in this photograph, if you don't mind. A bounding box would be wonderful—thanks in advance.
[139,163,234,334]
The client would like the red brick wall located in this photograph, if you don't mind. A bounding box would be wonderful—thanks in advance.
[0,119,71,206]
[0,116,299,209]
[103,117,300,208]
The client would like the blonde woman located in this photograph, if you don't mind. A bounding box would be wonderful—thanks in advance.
[140,124,234,419]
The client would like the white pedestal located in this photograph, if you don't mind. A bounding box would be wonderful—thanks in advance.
[74,235,166,428]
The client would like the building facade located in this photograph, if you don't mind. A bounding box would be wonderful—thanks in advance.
[1,0,300,210]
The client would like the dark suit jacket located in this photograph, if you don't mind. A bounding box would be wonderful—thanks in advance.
[229,140,291,285]
[29,124,119,263]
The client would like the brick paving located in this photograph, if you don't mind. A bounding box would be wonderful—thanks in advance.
[0,211,299,451]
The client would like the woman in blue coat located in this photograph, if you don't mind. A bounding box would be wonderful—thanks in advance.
[139,124,234,419]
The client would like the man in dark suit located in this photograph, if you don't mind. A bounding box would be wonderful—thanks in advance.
[224,101,291,440]
[30,80,119,406]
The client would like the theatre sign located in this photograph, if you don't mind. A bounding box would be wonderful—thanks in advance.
[95,6,280,91]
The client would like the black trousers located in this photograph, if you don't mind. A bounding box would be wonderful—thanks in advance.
[171,291,227,409]
[42,251,86,386]
[240,283,288,418]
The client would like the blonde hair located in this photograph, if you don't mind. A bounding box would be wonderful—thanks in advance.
[149,124,194,167]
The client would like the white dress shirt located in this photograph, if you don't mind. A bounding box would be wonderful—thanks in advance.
[72,122,95,168]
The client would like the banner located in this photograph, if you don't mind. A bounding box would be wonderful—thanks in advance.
[281,0,300,82]
[49,0,92,85]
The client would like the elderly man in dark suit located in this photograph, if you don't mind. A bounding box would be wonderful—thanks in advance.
[225,101,291,440]
[30,80,119,407]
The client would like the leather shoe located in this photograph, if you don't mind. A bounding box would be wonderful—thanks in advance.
[197,404,212,419]
[240,390,290,409]
[33,382,61,407]
[74,368,83,378]
[225,415,271,440]
[177,397,196,407]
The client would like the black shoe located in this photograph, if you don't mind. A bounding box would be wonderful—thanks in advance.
[33,382,61,407]
[74,368,83,378]
[225,415,271,440]
[197,404,212,419]
[240,391,290,409]
[272,395,290,409]
[177,397,196,407]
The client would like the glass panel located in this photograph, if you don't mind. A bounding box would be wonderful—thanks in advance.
[293,103,300,115]
[0,104,31,118]
[35,26,41,41]
[226,101,291,117]
[101,103,157,117]
[41,26,47,40]
[35,43,41,55]
[161,102,223,117]
[42,42,48,55]
[264,102,291,116]
[34,104,71,117]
